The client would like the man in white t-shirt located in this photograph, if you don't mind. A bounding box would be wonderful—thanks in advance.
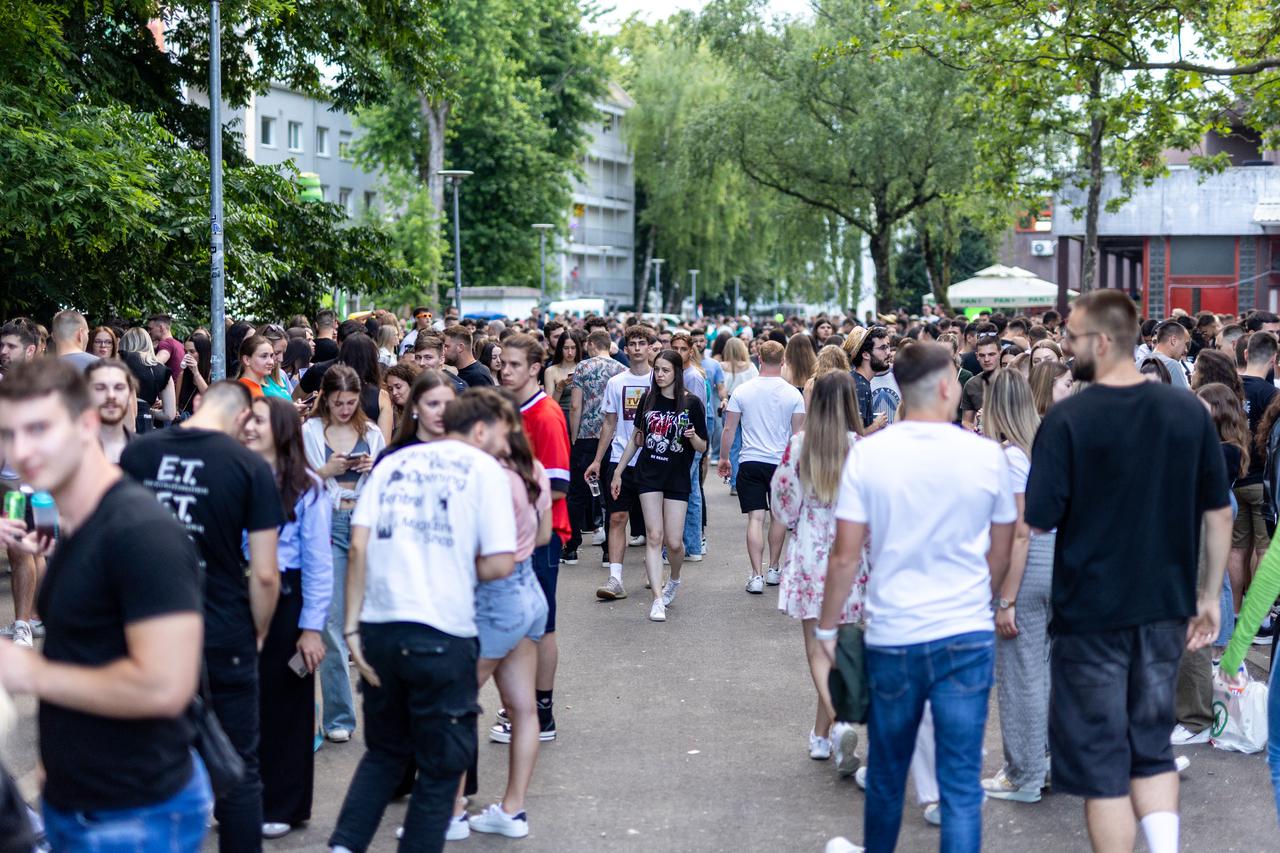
[585,326,656,600]
[331,388,516,853]
[818,342,1015,853]
[716,340,805,594]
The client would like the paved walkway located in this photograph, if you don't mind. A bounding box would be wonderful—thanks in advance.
[3,483,1278,851]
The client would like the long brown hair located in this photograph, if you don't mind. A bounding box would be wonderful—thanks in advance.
[255,397,318,522]
[982,368,1040,458]
[310,364,369,436]
[784,333,817,389]
[635,350,687,431]
[1191,349,1244,400]
[1198,382,1250,478]
[1029,360,1069,416]
[389,369,455,450]
[799,372,862,504]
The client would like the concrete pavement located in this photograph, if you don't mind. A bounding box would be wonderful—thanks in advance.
[3,482,1278,851]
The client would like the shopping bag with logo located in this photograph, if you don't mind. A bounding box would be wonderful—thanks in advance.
[1210,668,1269,754]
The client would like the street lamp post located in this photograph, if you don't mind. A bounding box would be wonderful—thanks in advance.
[532,224,553,301]
[689,269,700,320]
[439,170,473,317]
[650,258,665,314]
[209,0,226,380]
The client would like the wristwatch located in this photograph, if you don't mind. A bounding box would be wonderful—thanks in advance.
[995,598,1015,610]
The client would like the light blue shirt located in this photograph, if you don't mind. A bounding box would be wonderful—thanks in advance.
[242,482,333,632]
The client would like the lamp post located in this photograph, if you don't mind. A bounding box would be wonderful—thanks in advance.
[596,245,611,298]
[689,269,700,320]
[650,258,665,314]
[438,169,473,317]
[209,0,226,380]
[532,224,553,301]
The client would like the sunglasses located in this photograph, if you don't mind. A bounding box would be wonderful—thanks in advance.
[415,312,431,319]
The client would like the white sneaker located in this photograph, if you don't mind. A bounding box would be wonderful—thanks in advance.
[661,579,680,607]
[764,566,782,585]
[685,553,703,562]
[854,765,867,790]
[831,722,859,777]
[12,620,32,649]
[649,600,667,622]
[592,528,606,546]
[325,727,352,743]
[1171,724,1211,745]
[981,768,1042,802]
[922,803,941,826]
[1175,755,1191,773]
[629,535,646,546]
[745,575,764,594]
[825,838,865,853]
[470,803,529,838]
[262,822,291,838]
[446,813,471,840]
[809,730,832,760]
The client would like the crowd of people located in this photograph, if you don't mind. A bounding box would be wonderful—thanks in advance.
[0,295,1276,852]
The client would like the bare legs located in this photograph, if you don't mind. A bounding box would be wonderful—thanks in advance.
[639,493,690,597]
[1084,772,1178,853]
[746,510,768,577]
[802,618,836,739]
[8,548,36,623]
[460,641,541,816]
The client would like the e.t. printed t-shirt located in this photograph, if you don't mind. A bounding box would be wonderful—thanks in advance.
[351,439,516,638]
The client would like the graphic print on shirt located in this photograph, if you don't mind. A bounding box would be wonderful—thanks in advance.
[622,386,647,422]
[147,454,209,531]
[644,409,689,460]
[374,457,470,545]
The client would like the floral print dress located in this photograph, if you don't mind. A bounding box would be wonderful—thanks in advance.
[770,432,869,623]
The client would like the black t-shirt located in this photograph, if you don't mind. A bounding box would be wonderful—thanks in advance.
[632,392,708,495]
[38,479,202,812]
[1025,382,1230,635]
[457,360,495,388]
[121,427,285,648]
[1240,375,1277,484]
[851,371,873,428]
[299,358,336,395]
[313,337,339,363]
[960,350,980,376]
[1223,441,1243,486]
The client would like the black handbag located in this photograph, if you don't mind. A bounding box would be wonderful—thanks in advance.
[827,623,871,725]
[0,763,35,853]
[189,667,245,798]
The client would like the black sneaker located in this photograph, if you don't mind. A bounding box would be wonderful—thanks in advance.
[561,549,579,565]
[489,715,556,743]
[539,714,557,741]
[1254,618,1274,646]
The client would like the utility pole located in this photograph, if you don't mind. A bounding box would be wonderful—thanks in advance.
[439,170,473,317]
[651,258,665,315]
[689,269,700,320]
[209,0,226,380]
[532,223,553,301]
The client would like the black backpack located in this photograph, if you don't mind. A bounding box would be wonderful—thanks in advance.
[1262,420,1280,537]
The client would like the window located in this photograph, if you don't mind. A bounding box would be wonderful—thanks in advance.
[338,131,353,161]
[260,115,276,148]
[1171,237,1235,276]
[363,191,377,213]
[338,188,353,215]
[320,184,329,201]
[287,121,302,151]
[316,126,329,157]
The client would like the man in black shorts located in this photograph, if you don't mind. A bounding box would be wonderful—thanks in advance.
[716,340,805,594]
[1026,290,1231,853]
[585,326,656,601]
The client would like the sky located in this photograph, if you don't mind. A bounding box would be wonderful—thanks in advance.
[594,0,814,30]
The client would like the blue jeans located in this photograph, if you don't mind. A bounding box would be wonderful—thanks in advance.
[708,414,722,462]
[683,451,704,557]
[1270,661,1280,826]
[864,631,994,853]
[729,425,742,488]
[321,507,357,734]
[44,752,212,852]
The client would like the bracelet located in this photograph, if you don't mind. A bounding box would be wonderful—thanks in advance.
[813,626,839,641]
[343,629,360,638]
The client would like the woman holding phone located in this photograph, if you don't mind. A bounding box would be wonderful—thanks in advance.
[240,397,332,839]
[302,365,386,744]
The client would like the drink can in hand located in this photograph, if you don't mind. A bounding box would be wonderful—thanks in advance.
[3,490,24,521]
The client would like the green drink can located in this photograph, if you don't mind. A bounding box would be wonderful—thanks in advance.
[3,490,25,521]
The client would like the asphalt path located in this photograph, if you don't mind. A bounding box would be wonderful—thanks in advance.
[3,482,1278,851]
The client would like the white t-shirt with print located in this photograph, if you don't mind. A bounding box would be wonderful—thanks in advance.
[835,421,1017,647]
[726,375,805,465]
[602,370,653,465]
[351,439,515,638]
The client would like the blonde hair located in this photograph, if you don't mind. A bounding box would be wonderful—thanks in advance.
[799,372,863,504]
[982,368,1039,457]
[119,327,159,366]
[722,337,751,374]
[814,344,850,377]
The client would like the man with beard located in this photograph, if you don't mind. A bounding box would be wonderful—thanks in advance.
[1025,290,1230,853]
[845,327,891,435]
[960,330,1002,431]
[85,359,135,463]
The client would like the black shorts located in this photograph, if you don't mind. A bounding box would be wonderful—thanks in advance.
[603,461,640,514]
[1049,619,1186,798]
[736,461,777,514]
[636,489,690,503]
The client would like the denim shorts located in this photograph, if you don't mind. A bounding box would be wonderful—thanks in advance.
[475,558,548,660]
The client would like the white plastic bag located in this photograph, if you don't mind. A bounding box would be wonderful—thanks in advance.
[1210,668,1269,754]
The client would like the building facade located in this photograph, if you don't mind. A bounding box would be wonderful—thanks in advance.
[560,83,636,304]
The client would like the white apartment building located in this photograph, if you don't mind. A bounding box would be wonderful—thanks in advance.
[560,83,636,303]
